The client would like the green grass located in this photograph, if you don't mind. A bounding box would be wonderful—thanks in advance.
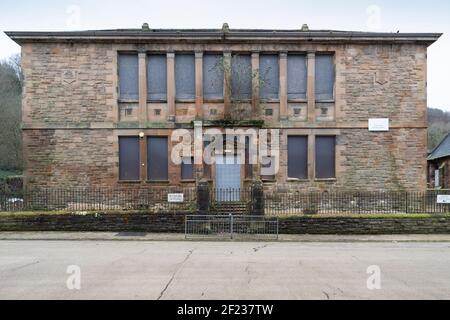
[0,169,22,179]
[277,213,450,219]
[1,211,449,219]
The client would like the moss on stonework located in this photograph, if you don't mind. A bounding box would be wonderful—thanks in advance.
[199,119,265,128]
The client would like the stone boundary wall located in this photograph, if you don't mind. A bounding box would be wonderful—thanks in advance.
[1,213,449,235]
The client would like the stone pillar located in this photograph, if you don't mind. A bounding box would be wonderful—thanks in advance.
[251,179,265,216]
[197,180,210,215]
[223,51,232,118]
[251,51,260,117]
[195,51,204,120]
[307,51,316,123]
[167,51,176,122]
[138,52,148,126]
[279,52,288,121]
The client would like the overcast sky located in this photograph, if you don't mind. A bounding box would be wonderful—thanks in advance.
[0,0,449,109]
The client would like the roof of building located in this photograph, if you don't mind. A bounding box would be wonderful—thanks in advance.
[5,25,442,46]
[428,133,450,161]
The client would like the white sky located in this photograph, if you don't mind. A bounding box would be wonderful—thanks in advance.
[0,0,449,110]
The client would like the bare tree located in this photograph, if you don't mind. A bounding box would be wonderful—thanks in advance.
[0,53,22,171]
[211,54,269,121]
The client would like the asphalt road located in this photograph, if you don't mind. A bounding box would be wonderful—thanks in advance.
[0,240,449,300]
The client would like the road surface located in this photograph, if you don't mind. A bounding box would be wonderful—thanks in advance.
[0,240,449,300]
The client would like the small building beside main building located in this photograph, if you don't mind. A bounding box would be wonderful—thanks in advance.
[6,24,441,193]
[428,133,450,189]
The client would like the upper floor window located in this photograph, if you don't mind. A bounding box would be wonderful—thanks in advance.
[288,54,307,100]
[315,54,335,101]
[119,136,140,181]
[203,54,224,101]
[315,136,336,179]
[259,54,279,100]
[175,54,195,101]
[288,136,308,180]
[231,54,252,101]
[118,54,139,101]
[147,54,167,102]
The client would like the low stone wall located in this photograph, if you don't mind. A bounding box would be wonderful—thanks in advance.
[0,212,449,235]
[279,217,450,235]
[0,213,186,233]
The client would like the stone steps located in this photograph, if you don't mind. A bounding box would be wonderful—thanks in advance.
[211,202,250,215]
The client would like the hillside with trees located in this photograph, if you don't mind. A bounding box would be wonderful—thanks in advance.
[428,108,450,151]
[0,54,22,174]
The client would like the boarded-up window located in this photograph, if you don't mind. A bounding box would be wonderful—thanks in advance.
[315,54,335,101]
[119,137,140,181]
[203,54,224,100]
[147,137,169,181]
[181,157,194,180]
[147,55,167,101]
[231,54,252,100]
[261,156,276,181]
[175,54,195,101]
[316,136,336,179]
[288,136,308,179]
[260,54,279,100]
[245,137,253,179]
[288,55,307,100]
[119,54,139,100]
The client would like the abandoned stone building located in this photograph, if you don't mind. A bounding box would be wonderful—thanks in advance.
[6,25,441,192]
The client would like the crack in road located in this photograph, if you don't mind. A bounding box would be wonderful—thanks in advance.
[4,261,40,273]
[157,249,195,300]
[253,245,268,253]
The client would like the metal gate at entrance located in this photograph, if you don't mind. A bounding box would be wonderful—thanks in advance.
[185,215,279,240]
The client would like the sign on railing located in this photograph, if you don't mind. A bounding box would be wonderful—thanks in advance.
[437,195,450,204]
[168,193,184,203]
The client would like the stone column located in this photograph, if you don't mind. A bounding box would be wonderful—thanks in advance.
[195,51,204,120]
[197,180,210,215]
[223,51,232,118]
[279,52,288,121]
[167,51,176,122]
[251,51,260,117]
[307,51,316,123]
[138,52,148,126]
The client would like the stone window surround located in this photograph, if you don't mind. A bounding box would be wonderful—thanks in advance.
[116,50,336,123]
[115,128,340,185]
[115,130,172,184]
[286,129,340,182]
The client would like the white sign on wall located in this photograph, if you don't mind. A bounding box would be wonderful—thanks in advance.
[168,194,184,203]
[369,119,390,132]
[437,195,450,204]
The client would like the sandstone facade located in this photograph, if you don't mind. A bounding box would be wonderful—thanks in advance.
[7,28,440,191]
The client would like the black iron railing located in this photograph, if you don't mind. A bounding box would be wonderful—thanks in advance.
[0,187,197,213]
[1,187,450,215]
[264,190,450,215]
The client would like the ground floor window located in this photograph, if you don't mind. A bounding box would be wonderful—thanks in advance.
[119,136,140,181]
[288,136,308,179]
[315,136,336,179]
[147,136,169,181]
[181,157,195,180]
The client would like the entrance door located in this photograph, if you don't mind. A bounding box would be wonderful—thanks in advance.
[216,155,241,202]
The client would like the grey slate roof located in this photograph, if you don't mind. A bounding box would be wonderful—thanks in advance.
[428,133,450,161]
[5,28,442,46]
